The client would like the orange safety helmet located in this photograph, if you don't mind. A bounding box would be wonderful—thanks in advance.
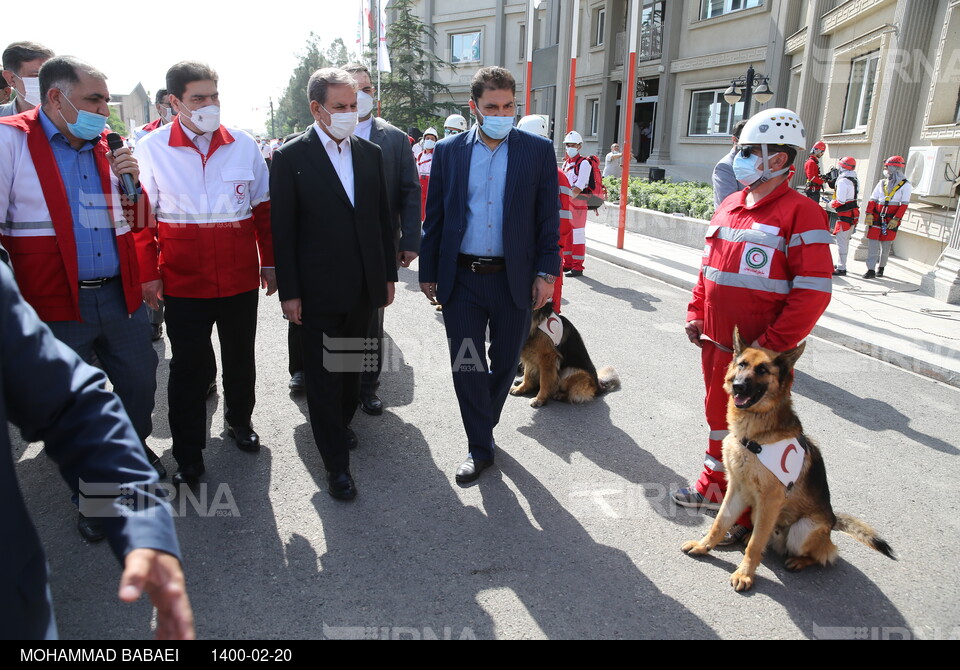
[839,156,856,171]
[884,155,906,169]
[812,141,827,153]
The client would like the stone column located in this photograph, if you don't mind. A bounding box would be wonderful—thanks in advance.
[645,0,680,166]
[792,0,832,190]
[921,207,960,304]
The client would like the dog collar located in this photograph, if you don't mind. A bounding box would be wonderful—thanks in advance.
[740,436,809,488]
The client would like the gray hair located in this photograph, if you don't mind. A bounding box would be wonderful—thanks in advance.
[39,56,106,102]
[307,67,356,106]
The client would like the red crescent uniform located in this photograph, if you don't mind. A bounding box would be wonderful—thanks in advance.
[561,155,591,272]
[864,177,911,242]
[417,150,433,221]
[0,108,147,321]
[687,180,833,509]
[552,169,573,311]
[829,170,860,233]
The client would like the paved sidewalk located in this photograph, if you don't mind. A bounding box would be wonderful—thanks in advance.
[585,218,960,388]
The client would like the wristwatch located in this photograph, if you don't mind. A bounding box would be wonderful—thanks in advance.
[537,272,557,284]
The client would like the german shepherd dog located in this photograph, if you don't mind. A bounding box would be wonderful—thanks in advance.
[682,328,895,592]
[510,303,620,408]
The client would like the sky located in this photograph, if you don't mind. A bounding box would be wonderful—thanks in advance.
[5,1,364,135]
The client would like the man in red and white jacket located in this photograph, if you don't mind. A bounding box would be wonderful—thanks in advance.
[675,109,834,545]
[803,140,826,203]
[136,60,275,487]
[562,130,590,277]
[829,156,860,276]
[0,55,162,542]
[862,155,912,279]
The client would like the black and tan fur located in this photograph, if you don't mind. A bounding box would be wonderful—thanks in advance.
[511,303,620,408]
[682,327,895,592]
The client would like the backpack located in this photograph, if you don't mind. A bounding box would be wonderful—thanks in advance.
[575,155,607,210]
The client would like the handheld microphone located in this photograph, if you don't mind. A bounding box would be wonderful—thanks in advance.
[106,133,138,203]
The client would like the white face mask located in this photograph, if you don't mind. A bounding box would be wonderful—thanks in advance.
[16,75,41,107]
[566,147,579,158]
[423,139,436,150]
[180,102,220,133]
[321,104,359,140]
[160,106,174,124]
[356,91,375,118]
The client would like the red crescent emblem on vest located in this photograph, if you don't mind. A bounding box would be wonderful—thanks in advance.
[781,443,798,473]
[545,316,559,334]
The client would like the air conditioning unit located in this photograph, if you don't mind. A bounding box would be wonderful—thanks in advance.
[906,146,959,197]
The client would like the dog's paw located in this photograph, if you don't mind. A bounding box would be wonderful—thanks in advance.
[681,540,710,556]
[784,556,815,572]
[730,569,755,592]
[530,397,546,408]
[510,385,528,396]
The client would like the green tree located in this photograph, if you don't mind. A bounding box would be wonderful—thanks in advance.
[325,37,351,68]
[107,107,128,137]
[377,0,454,132]
[272,34,330,137]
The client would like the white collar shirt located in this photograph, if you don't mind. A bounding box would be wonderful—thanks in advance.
[178,118,212,155]
[354,117,373,141]
[313,122,355,206]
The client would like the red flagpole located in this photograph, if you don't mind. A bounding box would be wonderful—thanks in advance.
[565,0,580,134]
[618,0,641,250]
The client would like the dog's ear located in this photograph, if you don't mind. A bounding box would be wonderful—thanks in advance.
[777,341,806,373]
[732,326,749,357]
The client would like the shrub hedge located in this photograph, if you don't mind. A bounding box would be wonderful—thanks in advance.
[602,177,715,221]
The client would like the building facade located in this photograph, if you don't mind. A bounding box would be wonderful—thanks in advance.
[391,0,960,302]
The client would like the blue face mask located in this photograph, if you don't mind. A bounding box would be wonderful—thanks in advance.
[477,110,514,140]
[59,94,107,141]
[733,151,763,186]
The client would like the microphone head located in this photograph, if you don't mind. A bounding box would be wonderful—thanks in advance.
[106,132,124,151]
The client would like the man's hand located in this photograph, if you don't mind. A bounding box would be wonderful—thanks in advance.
[685,319,704,348]
[532,277,552,310]
[398,251,418,268]
[282,298,302,325]
[382,282,396,307]
[142,280,163,310]
[119,549,195,640]
[420,282,438,304]
[260,268,277,296]
[106,145,140,187]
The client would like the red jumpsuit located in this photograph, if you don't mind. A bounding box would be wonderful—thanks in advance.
[686,180,834,515]
[562,156,591,272]
[803,155,824,202]
[417,151,433,221]
[553,170,573,310]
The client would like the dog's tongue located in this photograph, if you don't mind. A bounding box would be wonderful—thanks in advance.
[734,394,751,408]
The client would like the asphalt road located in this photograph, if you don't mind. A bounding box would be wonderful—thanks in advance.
[14,256,960,640]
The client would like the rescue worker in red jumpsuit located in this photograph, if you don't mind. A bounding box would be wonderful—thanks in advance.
[672,109,834,544]
[561,130,590,277]
[803,140,826,204]
[417,127,437,221]
[518,115,572,311]
[862,155,912,279]
[829,156,860,276]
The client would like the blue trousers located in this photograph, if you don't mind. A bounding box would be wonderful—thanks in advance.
[441,267,530,462]
[46,281,157,443]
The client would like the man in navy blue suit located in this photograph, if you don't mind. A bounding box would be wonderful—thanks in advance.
[419,67,560,483]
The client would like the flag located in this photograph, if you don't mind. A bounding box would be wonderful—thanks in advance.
[377,0,392,73]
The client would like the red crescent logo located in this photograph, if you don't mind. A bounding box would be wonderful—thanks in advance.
[545,317,559,334]
[781,444,798,473]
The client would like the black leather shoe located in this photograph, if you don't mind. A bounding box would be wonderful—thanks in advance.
[359,393,383,415]
[832,268,846,276]
[565,269,583,277]
[328,470,357,501]
[227,425,260,452]
[288,371,305,392]
[77,513,106,543]
[862,269,876,279]
[455,456,495,484]
[172,462,205,487]
[143,446,167,479]
[345,428,359,450]
[151,323,163,342]
[877,266,885,277]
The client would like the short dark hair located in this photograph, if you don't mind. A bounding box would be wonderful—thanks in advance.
[731,119,748,140]
[2,41,54,74]
[342,62,371,79]
[470,66,516,101]
[39,56,106,103]
[307,67,355,106]
[166,61,218,100]
[155,88,169,104]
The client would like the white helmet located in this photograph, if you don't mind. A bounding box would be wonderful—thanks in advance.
[517,115,548,138]
[423,127,439,139]
[444,114,468,132]
[564,130,583,145]
[738,108,806,150]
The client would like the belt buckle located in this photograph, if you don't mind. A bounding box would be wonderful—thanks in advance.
[472,257,495,273]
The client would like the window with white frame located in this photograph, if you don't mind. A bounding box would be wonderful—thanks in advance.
[688,89,745,136]
[451,32,482,64]
[589,99,600,136]
[701,0,761,20]
[841,51,879,131]
[592,7,606,47]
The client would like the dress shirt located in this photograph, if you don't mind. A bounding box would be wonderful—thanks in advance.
[460,131,509,257]
[313,122,355,207]
[354,116,373,141]
[38,108,120,280]
[177,118,212,155]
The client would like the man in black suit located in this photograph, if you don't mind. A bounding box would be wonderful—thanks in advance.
[270,67,397,501]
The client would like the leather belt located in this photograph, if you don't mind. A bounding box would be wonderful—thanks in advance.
[457,254,505,274]
[78,276,119,289]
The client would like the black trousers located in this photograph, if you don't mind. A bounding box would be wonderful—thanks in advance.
[164,289,258,468]
[288,307,385,395]
[301,300,375,473]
